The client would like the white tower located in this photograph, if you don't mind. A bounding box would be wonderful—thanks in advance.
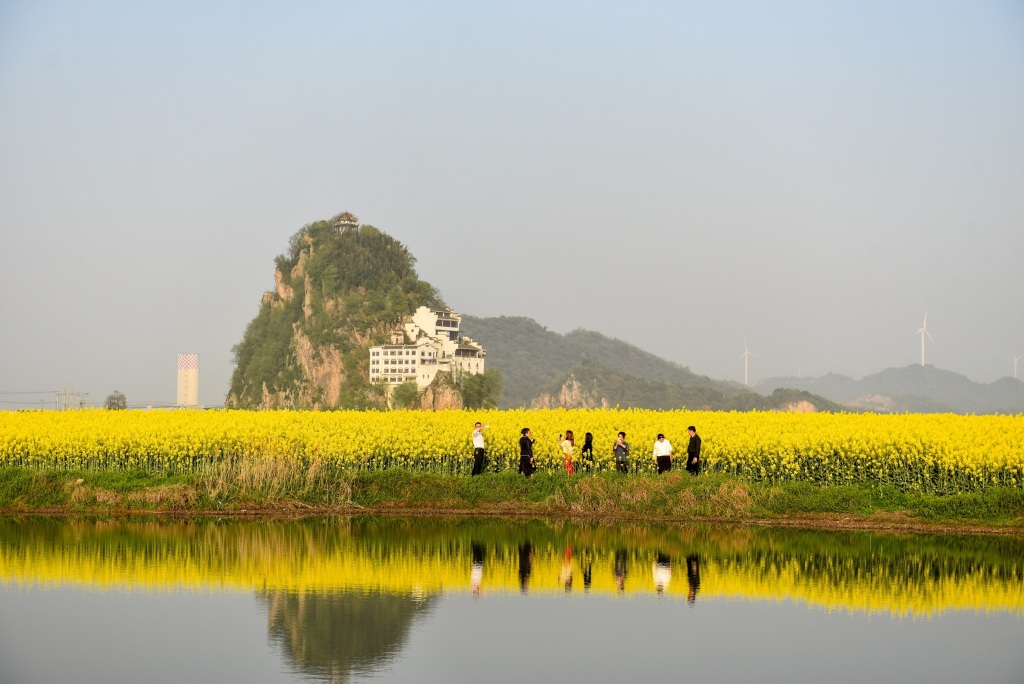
[177,353,199,407]
[917,311,934,366]
[739,339,756,387]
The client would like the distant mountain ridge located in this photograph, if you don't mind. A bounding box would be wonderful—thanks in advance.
[459,315,732,406]
[755,365,1024,414]
[460,315,842,412]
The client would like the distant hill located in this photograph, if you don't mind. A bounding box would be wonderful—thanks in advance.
[459,315,731,406]
[460,315,842,412]
[755,365,1024,414]
[533,360,848,412]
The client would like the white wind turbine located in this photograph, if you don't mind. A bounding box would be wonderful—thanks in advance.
[917,311,935,366]
[1014,354,1022,380]
[739,338,756,386]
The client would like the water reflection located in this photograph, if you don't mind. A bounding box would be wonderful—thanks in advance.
[686,554,701,605]
[2,516,1024,683]
[1,516,1022,616]
[259,591,434,683]
[518,540,532,593]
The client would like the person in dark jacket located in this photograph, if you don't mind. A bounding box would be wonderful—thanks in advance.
[579,432,595,473]
[613,432,630,474]
[518,427,536,477]
[686,425,702,475]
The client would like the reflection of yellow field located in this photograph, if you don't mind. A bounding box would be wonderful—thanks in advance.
[1,408,1023,491]
[1,524,1021,617]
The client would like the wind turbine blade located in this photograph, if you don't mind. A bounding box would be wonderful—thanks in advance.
[926,330,935,343]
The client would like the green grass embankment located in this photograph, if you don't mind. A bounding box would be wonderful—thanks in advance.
[1,465,1023,532]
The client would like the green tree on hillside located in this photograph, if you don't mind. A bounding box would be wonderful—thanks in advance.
[460,369,504,409]
[390,381,420,410]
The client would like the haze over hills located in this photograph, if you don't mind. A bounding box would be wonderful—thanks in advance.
[755,366,1024,414]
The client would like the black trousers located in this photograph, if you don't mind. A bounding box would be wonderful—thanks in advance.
[656,455,672,474]
[686,458,701,475]
[616,459,628,474]
[471,448,486,475]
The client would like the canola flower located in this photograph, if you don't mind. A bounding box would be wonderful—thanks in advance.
[1,408,1022,493]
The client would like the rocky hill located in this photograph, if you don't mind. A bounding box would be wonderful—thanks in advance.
[227,213,448,409]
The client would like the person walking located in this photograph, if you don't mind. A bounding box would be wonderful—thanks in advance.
[518,427,536,477]
[559,430,575,475]
[471,421,489,476]
[686,425,702,475]
[653,433,673,474]
[613,432,630,474]
[579,432,595,473]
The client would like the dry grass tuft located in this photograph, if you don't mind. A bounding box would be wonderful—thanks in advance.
[68,483,94,504]
[709,483,753,518]
[203,457,351,505]
[128,484,195,509]
[568,478,618,514]
[619,480,655,507]
[92,488,121,506]
[676,489,698,515]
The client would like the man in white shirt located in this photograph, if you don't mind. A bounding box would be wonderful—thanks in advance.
[653,433,673,474]
[471,422,489,475]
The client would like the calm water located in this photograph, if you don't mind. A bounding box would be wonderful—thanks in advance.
[1,516,1022,683]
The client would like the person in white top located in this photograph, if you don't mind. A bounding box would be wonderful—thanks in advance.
[653,433,673,474]
[471,422,489,476]
[559,430,575,475]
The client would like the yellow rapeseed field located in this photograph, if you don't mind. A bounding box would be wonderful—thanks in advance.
[1,408,1022,492]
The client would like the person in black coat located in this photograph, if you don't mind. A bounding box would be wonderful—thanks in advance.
[579,432,594,473]
[686,425,702,475]
[518,427,536,476]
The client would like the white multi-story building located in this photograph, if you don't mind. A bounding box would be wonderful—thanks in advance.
[369,306,486,387]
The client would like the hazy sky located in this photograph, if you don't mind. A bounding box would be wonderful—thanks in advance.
[2,1,1022,408]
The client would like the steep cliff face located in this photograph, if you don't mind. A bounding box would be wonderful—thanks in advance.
[227,213,443,409]
[531,376,608,409]
[419,372,464,410]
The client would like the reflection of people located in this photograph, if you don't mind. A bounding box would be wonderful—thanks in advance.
[613,432,630,474]
[471,542,485,596]
[518,541,533,593]
[686,554,701,605]
[518,428,536,477]
[560,546,574,592]
[686,426,702,476]
[471,422,489,476]
[579,433,594,473]
[581,548,593,592]
[653,434,673,474]
[559,430,575,475]
[653,552,672,594]
[614,549,629,593]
